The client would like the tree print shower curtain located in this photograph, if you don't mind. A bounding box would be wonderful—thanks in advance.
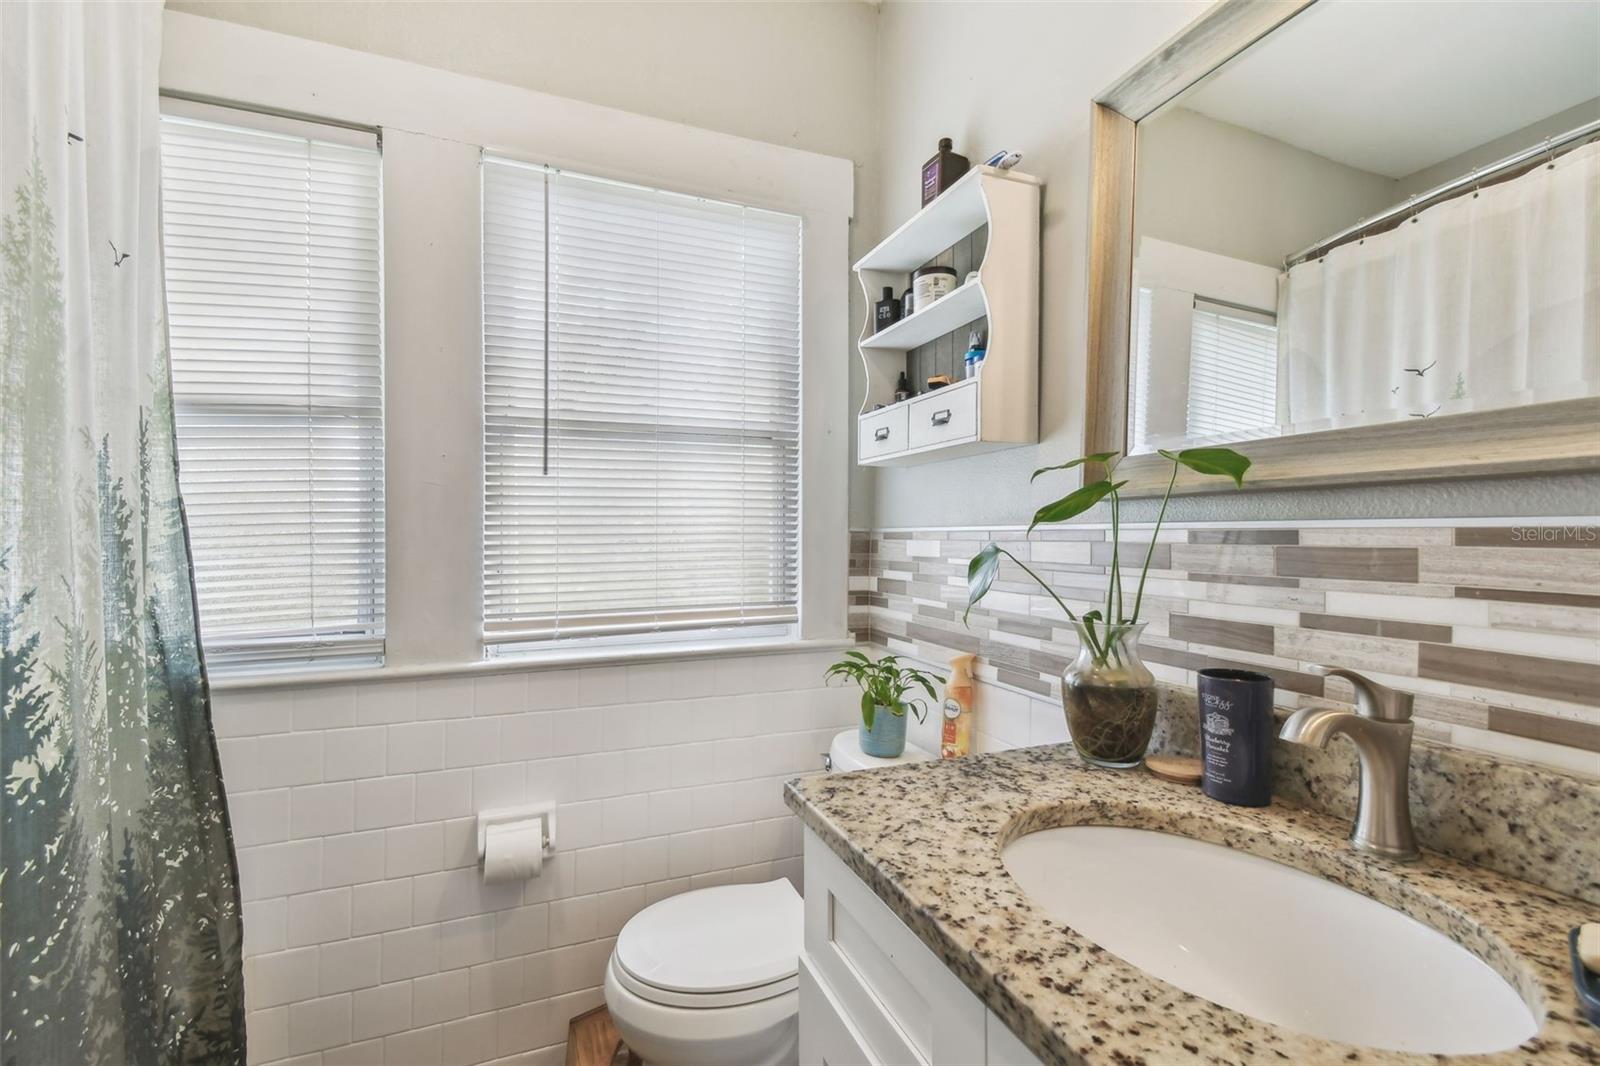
[1,3,246,1063]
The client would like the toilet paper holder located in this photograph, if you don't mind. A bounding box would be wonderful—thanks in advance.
[476,803,557,861]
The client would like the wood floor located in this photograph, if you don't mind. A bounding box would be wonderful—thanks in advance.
[565,1004,639,1066]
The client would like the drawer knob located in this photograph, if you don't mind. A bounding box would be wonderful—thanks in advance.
[931,409,952,426]
[874,427,891,441]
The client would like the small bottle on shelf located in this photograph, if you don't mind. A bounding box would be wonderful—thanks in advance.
[893,371,913,403]
[874,286,902,333]
[963,329,987,379]
[921,137,970,206]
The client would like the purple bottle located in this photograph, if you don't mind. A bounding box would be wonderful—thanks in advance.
[1197,669,1274,807]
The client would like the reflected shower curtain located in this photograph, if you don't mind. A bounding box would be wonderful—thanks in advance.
[1281,138,1600,428]
[1,2,246,1063]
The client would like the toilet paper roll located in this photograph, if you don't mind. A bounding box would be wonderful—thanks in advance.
[482,820,544,884]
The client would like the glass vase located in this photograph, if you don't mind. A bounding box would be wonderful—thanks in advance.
[1062,620,1157,768]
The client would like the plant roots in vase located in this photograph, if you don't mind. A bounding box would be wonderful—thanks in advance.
[1062,683,1158,768]
[1061,619,1157,768]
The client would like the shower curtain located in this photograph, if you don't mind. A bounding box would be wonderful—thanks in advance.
[1,2,246,1063]
[1280,137,1600,429]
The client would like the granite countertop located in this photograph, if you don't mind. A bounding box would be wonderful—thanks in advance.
[784,746,1600,1066]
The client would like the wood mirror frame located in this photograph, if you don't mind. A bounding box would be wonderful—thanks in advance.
[1083,0,1600,495]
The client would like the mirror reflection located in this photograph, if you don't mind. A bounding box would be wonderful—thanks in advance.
[1128,0,1600,455]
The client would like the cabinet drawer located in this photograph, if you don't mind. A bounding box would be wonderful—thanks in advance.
[908,382,978,449]
[859,406,909,460]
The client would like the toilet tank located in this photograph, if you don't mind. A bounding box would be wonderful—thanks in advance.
[825,730,935,773]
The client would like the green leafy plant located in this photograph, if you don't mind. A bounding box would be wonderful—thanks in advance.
[824,651,945,730]
[965,448,1250,666]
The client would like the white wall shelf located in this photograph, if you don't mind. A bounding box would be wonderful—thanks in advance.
[855,165,1031,272]
[855,165,1041,468]
[860,280,985,351]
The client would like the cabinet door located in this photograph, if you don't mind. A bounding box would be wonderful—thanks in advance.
[801,828,988,1066]
[799,957,874,1066]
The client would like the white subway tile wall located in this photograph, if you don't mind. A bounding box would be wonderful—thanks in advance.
[216,651,857,1066]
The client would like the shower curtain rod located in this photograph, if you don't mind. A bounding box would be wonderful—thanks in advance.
[1284,116,1600,268]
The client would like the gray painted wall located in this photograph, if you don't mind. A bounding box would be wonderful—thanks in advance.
[1137,107,1395,269]
[167,0,1599,530]
[1396,96,1600,198]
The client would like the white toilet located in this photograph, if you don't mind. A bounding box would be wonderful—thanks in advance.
[604,730,934,1066]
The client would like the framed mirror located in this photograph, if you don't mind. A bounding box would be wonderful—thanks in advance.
[1084,0,1600,494]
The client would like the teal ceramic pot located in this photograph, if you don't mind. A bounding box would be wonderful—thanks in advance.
[859,703,909,758]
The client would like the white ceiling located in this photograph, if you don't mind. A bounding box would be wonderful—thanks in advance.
[1178,0,1600,179]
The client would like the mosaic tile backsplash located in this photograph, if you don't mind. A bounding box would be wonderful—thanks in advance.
[849,522,1600,773]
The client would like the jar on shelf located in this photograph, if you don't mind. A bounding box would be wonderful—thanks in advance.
[912,265,957,309]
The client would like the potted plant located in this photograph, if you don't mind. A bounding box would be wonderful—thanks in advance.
[964,447,1250,768]
[824,651,945,758]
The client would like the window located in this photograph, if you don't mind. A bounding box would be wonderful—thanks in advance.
[160,108,385,670]
[1185,299,1278,440]
[1128,286,1155,454]
[482,158,802,649]
[1129,239,1284,452]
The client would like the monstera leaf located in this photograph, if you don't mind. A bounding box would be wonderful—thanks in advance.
[1159,447,1251,488]
[961,446,1250,665]
[965,543,1003,624]
[1029,479,1126,533]
[1030,451,1118,482]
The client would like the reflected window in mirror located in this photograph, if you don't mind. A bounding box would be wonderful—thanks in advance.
[1128,239,1282,452]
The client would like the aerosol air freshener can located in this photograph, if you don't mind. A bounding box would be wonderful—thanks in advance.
[940,654,976,758]
[1197,668,1274,807]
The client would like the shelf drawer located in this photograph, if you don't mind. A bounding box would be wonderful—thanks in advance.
[859,406,909,460]
[908,383,978,449]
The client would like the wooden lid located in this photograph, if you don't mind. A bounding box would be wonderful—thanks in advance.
[1145,755,1202,786]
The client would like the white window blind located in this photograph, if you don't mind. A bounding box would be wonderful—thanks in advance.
[160,110,385,670]
[1186,298,1278,441]
[482,158,802,647]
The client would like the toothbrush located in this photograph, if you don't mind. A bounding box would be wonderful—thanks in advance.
[984,151,1022,170]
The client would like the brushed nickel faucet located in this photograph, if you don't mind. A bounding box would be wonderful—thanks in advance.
[1279,665,1420,862]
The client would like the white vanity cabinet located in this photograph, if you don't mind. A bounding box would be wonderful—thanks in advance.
[798,828,1044,1066]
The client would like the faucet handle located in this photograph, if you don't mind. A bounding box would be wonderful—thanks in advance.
[1307,665,1414,723]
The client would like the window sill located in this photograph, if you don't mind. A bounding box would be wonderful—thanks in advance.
[207,634,858,693]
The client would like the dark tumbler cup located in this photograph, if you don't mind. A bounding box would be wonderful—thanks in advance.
[1197,668,1275,807]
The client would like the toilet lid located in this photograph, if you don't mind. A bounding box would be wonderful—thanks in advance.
[615,879,802,996]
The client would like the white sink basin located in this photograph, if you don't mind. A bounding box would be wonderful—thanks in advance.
[1002,826,1539,1055]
